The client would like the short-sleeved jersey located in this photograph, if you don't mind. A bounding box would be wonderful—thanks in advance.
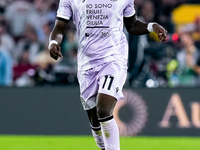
[57,0,135,71]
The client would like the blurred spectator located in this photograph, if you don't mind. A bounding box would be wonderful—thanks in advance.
[0,0,6,15]
[140,1,155,22]
[42,21,54,47]
[0,18,13,86]
[34,48,58,70]
[167,32,200,87]
[28,0,57,44]
[62,30,78,60]
[128,0,156,87]
[0,18,15,60]
[15,25,43,65]
[155,0,177,33]
[134,0,145,16]
[13,50,37,86]
[192,17,200,49]
[0,46,13,86]
[5,0,33,40]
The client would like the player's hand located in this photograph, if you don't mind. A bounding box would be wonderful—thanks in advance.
[153,23,167,42]
[49,43,63,60]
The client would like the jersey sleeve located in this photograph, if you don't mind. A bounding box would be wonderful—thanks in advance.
[123,0,135,18]
[57,0,72,20]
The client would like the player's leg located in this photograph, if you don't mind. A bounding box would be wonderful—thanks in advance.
[97,93,120,150]
[78,69,106,150]
[86,107,105,150]
[78,70,105,149]
[96,62,127,150]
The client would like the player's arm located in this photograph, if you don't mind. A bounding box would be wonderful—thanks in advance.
[48,19,69,60]
[123,15,167,42]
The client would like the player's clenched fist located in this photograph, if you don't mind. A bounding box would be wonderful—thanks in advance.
[152,23,168,42]
[48,42,63,60]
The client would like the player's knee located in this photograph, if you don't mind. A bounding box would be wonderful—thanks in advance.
[96,106,111,119]
[96,93,116,119]
[89,115,100,127]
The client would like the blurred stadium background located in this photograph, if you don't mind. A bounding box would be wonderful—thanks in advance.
[0,0,200,149]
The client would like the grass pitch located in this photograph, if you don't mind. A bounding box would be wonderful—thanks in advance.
[0,136,199,150]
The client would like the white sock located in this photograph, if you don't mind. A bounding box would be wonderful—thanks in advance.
[91,125,105,149]
[99,116,120,150]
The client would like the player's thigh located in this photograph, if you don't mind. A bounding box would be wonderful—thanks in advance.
[98,61,127,101]
[77,70,98,110]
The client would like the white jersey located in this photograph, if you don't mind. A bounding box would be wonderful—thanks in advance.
[57,0,135,71]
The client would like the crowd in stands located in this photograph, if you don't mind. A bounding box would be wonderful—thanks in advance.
[0,0,199,87]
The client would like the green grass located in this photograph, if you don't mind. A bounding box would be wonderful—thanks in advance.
[0,136,199,150]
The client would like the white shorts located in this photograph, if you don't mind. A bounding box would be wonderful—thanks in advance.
[77,61,127,110]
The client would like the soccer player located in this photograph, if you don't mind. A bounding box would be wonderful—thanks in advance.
[48,0,167,149]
